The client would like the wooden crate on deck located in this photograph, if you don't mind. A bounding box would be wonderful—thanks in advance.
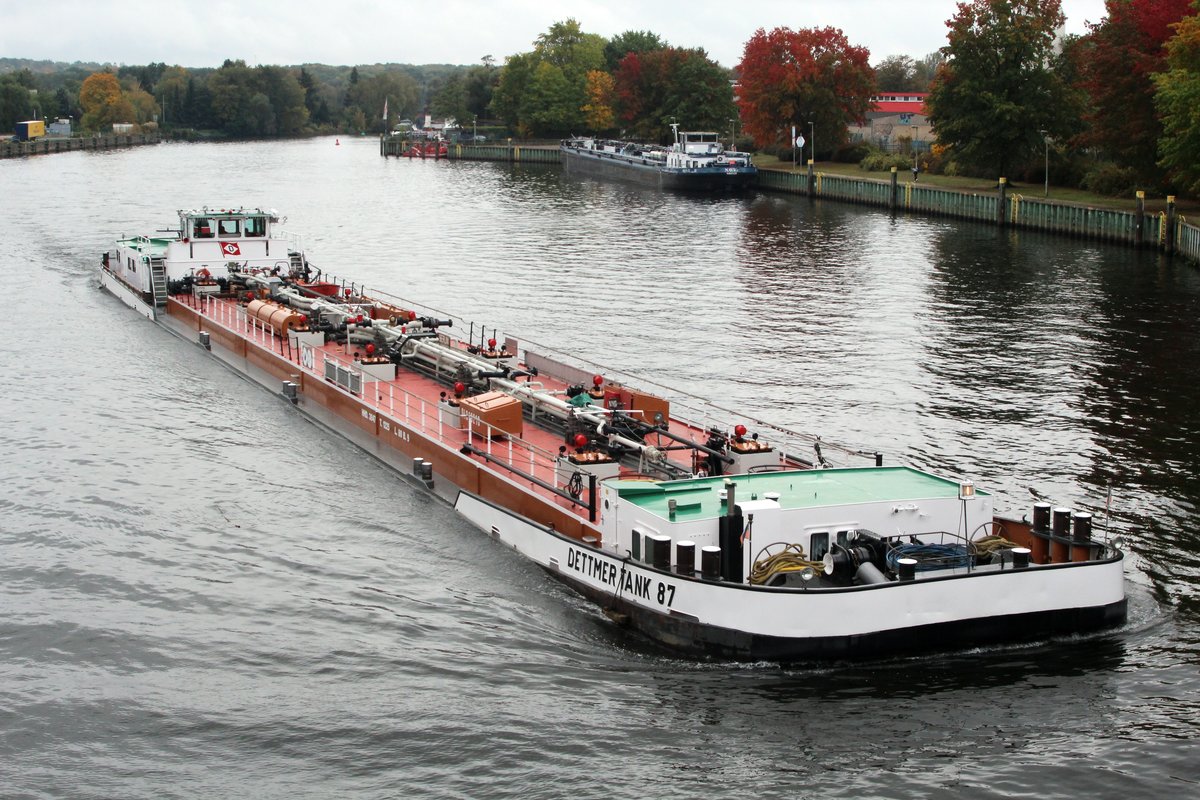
[458,391,523,438]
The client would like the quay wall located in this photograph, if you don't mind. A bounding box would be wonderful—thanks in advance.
[381,136,560,164]
[1,132,160,159]
[384,139,1200,265]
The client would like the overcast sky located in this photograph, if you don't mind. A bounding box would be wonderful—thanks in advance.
[4,0,1109,69]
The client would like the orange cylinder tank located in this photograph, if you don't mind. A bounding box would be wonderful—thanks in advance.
[247,299,304,334]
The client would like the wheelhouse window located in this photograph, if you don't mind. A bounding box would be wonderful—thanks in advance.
[194,218,214,238]
[244,216,266,237]
[218,218,240,236]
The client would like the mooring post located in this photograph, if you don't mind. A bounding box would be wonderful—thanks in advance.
[807,159,815,199]
[997,177,1008,227]
[890,166,898,212]
[1135,190,1146,248]
[1166,195,1177,255]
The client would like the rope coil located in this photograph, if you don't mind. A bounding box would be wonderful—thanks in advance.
[750,543,824,586]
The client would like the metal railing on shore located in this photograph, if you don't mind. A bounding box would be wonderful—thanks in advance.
[380,138,1200,265]
[758,166,1191,257]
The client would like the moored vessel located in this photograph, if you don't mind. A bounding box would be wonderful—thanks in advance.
[100,207,1127,661]
[561,124,756,192]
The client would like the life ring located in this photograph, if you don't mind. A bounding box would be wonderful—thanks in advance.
[196,268,212,279]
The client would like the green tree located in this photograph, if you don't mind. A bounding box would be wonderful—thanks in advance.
[119,62,166,94]
[524,61,577,134]
[257,66,308,135]
[345,66,359,109]
[912,52,944,91]
[126,84,159,125]
[490,19,606,136]
[182,77,215,128]
[298,67,318,117]
[925,0,1075,178]
[1154,14,1200,193]
[875,55,917,92]
[155,66,189,127]
[604,30,667,71]
[463,60,498,120]
[314,98,332,126]
[535,19,606,78]
[346,71,419,133]
[343,106,367,133]
[208,60,260,135]
[53,87,72,118]
[431,72,469,126]
[245,92,276,135]
[491,52,534,130]
[0,74,37,131]
[207,61,309,136]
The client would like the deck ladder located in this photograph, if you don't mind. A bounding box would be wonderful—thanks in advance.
[149,257,168,311]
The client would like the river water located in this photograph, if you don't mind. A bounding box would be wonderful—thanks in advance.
[1,137,1198,798]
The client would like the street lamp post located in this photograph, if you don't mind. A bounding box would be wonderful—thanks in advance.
[1040,129,1049,197]
[728,117,737,149]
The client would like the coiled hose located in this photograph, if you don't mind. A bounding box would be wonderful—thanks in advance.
[750,543,825,586]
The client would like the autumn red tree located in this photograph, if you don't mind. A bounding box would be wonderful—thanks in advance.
[613,48,735,141]
[735,27,874,155]
[1076,0,1193,181]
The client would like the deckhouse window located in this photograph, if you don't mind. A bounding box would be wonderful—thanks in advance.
[244,216,266,237]
[218,219,240,236]
[810,531,829,560]
[194,218,214,238]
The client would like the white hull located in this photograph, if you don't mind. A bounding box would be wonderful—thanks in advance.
[455,492,1127,659]
[100,267,156,320]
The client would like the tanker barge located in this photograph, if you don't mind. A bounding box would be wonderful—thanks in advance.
[100,207,1127,661]
[561,125,756,192]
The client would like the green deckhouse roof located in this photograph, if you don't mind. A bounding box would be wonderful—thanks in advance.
[612,466,986,522]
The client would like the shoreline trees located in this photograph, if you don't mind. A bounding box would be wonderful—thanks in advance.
[12,3,1200,198]
[736,26,874,157]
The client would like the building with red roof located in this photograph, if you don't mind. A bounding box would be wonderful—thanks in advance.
[848,92,932,154]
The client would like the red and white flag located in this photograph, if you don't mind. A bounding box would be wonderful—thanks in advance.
[220,241,241,256]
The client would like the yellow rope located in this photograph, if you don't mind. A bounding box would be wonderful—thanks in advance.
[750,543,824,586]
[972,535,1021,557]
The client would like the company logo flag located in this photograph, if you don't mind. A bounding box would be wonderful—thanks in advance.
[220,241,241,256]
[383,98,388,121]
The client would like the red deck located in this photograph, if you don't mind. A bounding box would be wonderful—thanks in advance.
[168,292,728,532]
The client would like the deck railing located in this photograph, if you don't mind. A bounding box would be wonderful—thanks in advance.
[195,293,574,495]
[247,274,881,470]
